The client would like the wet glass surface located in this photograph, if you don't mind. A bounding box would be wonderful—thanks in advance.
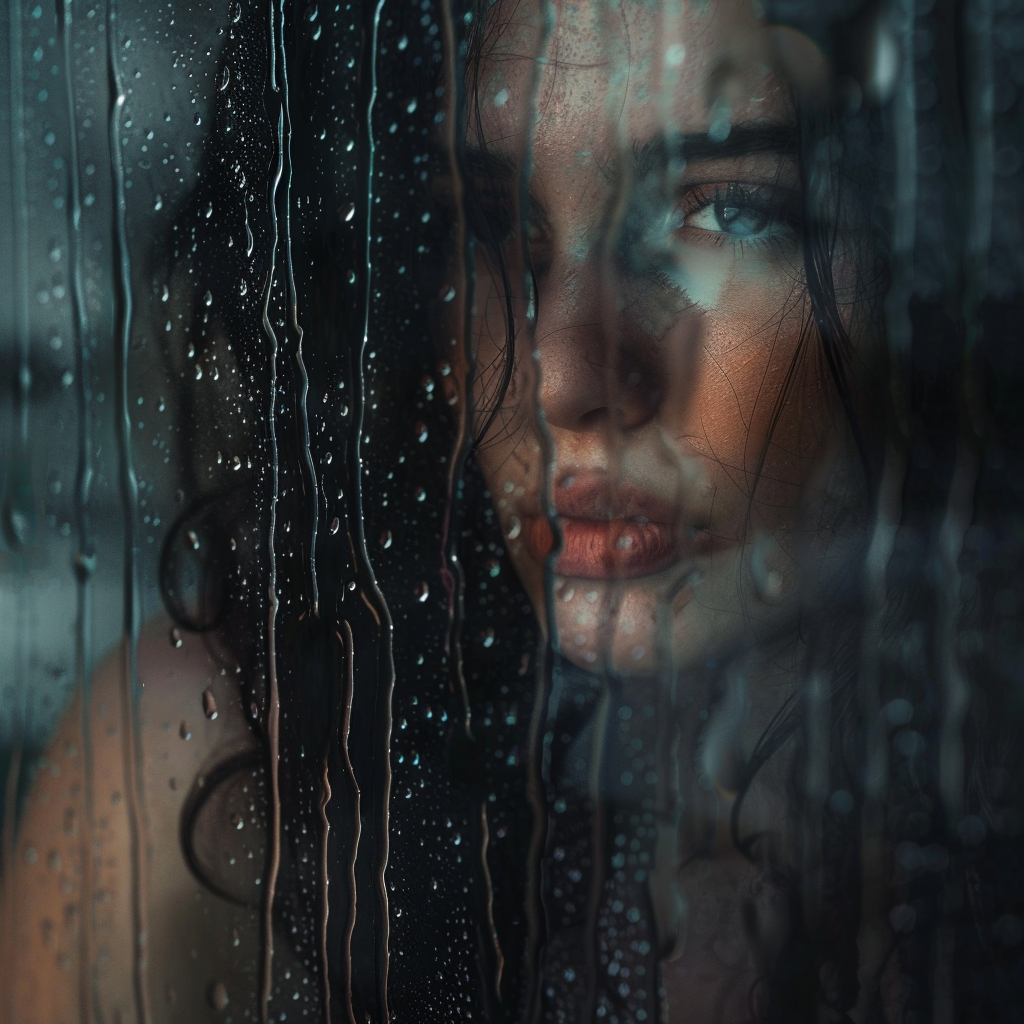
[2,0,1024,1021]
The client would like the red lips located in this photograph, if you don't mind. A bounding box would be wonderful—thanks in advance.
[520,476,713,580]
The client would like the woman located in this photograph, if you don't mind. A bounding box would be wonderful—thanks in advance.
[446,0,882,1020]
[3,0,1021,1020]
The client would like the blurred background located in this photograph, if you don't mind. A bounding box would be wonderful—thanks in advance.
[0,0,223,812]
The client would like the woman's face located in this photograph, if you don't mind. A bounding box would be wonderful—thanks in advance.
[462,0,862,675]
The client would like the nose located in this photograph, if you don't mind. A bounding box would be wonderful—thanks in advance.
[534,259,664,434]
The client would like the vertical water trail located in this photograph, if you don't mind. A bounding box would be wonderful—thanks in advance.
[434,1,506,1004]
[318,646,338,1024]
[2,1,30,1001]
[338,620,361,1024]
[276,1,320,618]
[852,0,916,1015]
[437,0,477,800]
[60,1,98,1019]
[580,682,612,1024]
[518,1,558,1019]
[258,80,285,1024]
[106,2,152,1021]
[6,0,30,458]
[585,6,639,1014]
[354,3,397,1016]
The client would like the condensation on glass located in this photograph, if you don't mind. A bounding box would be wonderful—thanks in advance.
[1,0,1023,1022]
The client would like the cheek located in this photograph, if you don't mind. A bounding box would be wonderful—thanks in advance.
[682,278,827,491]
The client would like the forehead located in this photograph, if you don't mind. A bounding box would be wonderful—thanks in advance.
[470,0,792,154]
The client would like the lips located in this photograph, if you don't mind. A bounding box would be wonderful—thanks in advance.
[519,476,713,580]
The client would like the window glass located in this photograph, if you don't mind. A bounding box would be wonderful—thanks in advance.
[2,1,1023,1021]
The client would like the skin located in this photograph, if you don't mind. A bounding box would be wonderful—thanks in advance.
[457,0,869,1018]
[0,618,269,1024]
[463,0,861,678]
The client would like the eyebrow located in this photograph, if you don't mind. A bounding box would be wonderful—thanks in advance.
[456,121,797,222]
[461,122,796,179]
[631,122,799,177]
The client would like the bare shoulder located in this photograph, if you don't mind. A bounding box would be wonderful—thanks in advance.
[1,614,262,1024]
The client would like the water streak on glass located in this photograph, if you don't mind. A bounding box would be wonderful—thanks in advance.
[854,0,915,1013]
[338,618,362,1024]
[258,4,287,1011]
[106,2,151,1020]
[516,0,558,1017]
[278,0,320,619]
[357,2,397,1015]
[60,1,98,1018]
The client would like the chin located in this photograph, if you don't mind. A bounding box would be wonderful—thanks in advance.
[537,543,817,677]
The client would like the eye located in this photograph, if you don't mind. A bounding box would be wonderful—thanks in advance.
[682,183,799,245]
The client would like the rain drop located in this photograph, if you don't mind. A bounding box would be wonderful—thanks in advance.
[380,529,393,549]
[414,582,429,603]
[208,981,230,1011]
[415,422,428,443]
[329,517,340,535]
[170,627,183,648]
[202,688,218,721]
[219,66,231,90]
[194,112,202,127]
[179,720,191,741]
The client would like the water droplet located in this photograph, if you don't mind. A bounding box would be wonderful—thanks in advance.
[203,290,213,307]
[485,559,500,578]
[153,194,163,211]
[179,720,191,741]
[202,688,218,721]
[74,550,97,581]
[380,529,392,549]
[414,582,429,603]
[170,627,183,648]
[329,517,340,535]
[415,422,428,443]
[229,812,244,830]
[208,981,230,1011]
[507,517,521,540]
[219,66,231,91]
[665,43,685,68]
[397,35,408,50]
[186,530,200,551]
[205,201,214,219]
[414,487,426,502]
[343,202,356,222]
[194,112,202,127]
[228,0,242,23]
[406,98,418,114]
